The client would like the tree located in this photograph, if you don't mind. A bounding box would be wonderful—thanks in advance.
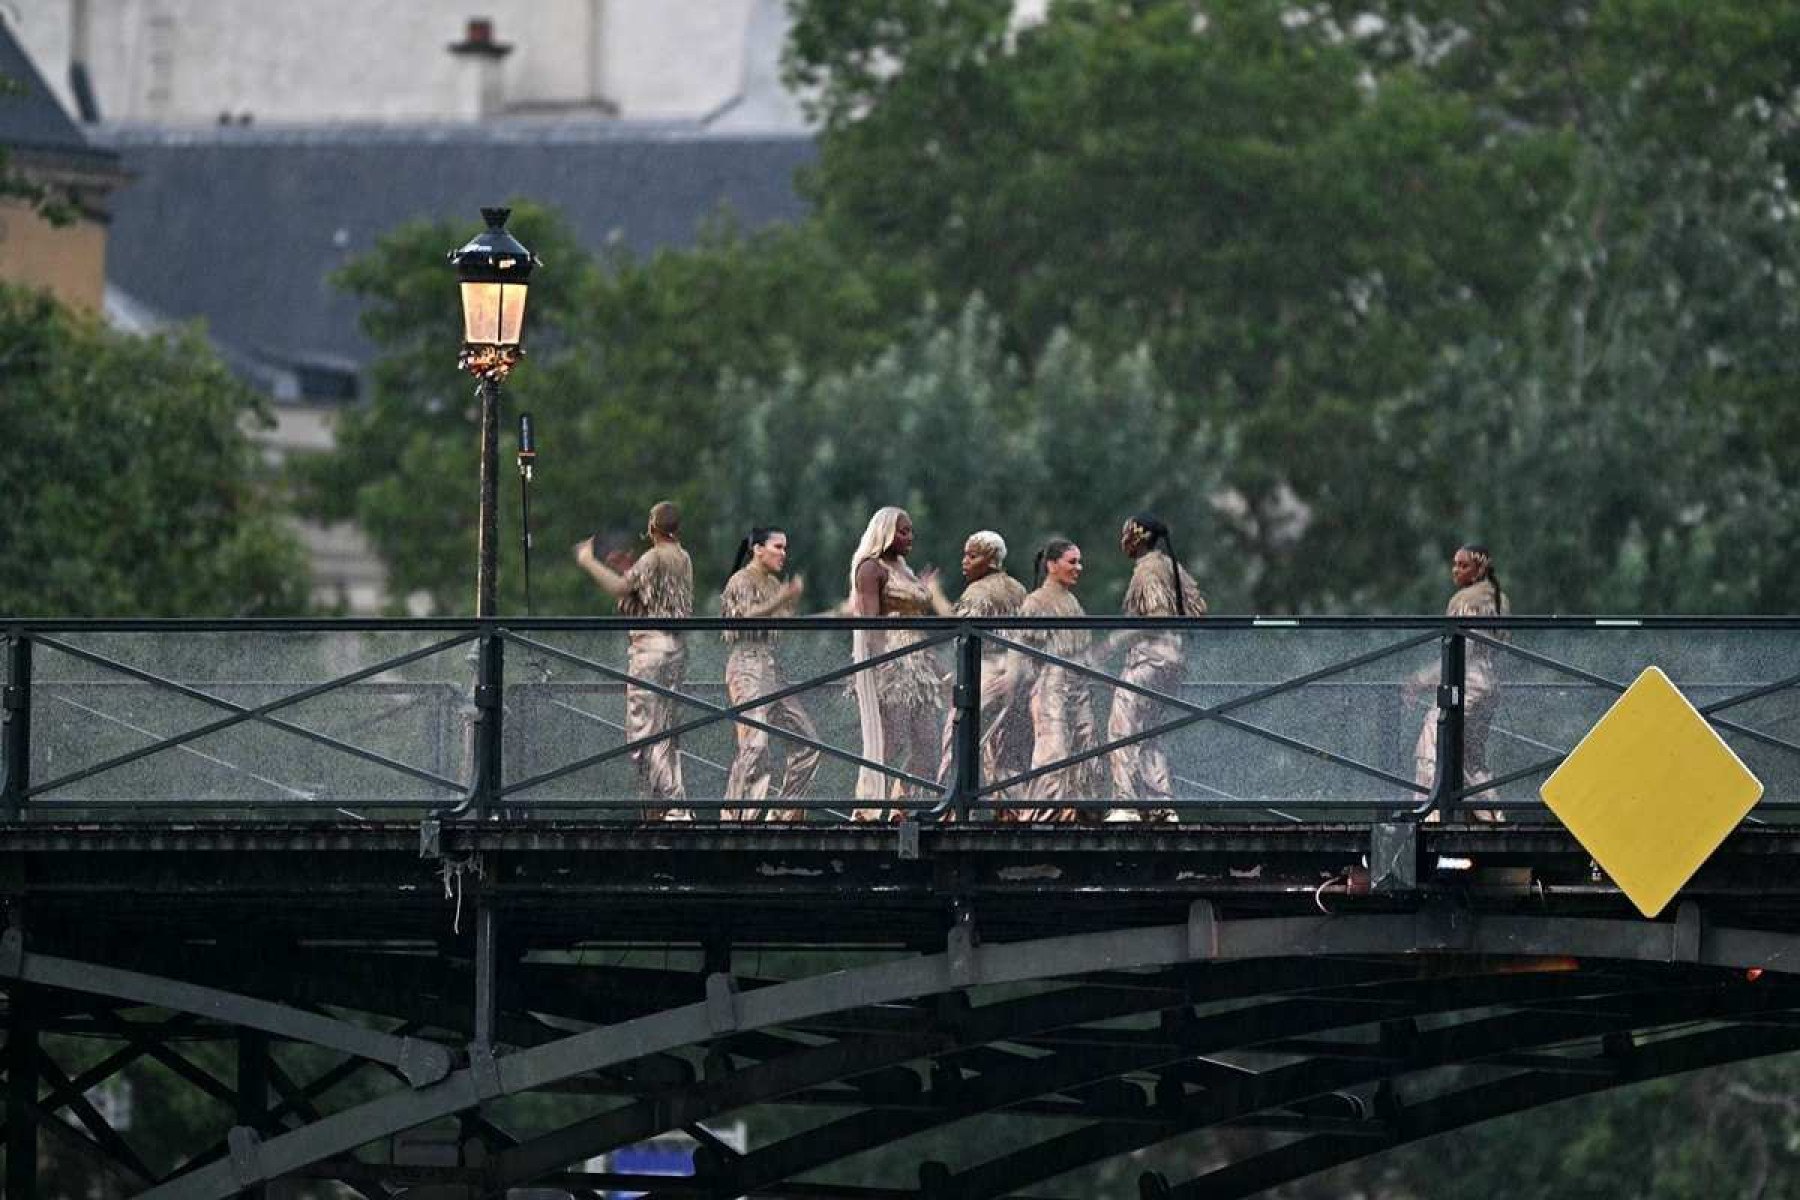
[306,204,901,613]
[1373,74,1800,613]
[713,296,1232,603]
[0,285,309,617]
[787,0,1575,609]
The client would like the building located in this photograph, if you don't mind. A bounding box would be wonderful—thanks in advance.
[0,14,124,312]
[4,0,806,131]
[4,4,817,612]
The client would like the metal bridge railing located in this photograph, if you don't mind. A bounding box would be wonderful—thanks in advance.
[2,616,1797,826]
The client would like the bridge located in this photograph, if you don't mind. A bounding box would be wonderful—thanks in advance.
[1,614,1798,1198]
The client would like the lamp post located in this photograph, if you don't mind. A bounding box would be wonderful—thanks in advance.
[449,206,537,617]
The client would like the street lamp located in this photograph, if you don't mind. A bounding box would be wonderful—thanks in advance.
[449,206,537,617]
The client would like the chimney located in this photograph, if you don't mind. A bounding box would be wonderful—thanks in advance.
[447,17,513,119]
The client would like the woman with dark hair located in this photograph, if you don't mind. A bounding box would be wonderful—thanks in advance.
[1412,543,1510,820]
[849,506,947,819]
[574,500,694,821]
[1105,513,1206,822]
[719,527,819,821]
[1014,538,1104,823]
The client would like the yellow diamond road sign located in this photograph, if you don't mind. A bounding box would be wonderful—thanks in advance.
[1540,666,1762,918]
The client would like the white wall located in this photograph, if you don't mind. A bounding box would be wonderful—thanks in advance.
[6,0,804,127]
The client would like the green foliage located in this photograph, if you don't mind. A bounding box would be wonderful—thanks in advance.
[304,204,899,613]
[0,285,309,616]
[1375,80,1800,612]
[715,295,1231,603]
[788,0,1577,608]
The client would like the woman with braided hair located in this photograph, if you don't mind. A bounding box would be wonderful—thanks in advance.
[1013,538,1104,823]
[719,527,820,822]
[1411,543,1510,821]
[1105,513,1205,822]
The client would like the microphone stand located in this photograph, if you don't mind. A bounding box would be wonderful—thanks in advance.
[517,412,536,616]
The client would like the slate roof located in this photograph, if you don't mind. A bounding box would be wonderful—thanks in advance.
[0,16,116,169]
[91,121,816,381]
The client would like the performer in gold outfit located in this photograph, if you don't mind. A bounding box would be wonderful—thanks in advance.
[937,531,1031,811]
[719,527,819,822]
[1014,538,1104,823]
[1411,543,1510,821]
[575,500,694,821]
[849,506,948,819]
[1105,513,1205,823]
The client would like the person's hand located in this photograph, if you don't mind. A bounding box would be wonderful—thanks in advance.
[573,538,596,564]
[782,575,806,602]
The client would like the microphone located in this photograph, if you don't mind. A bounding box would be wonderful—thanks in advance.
[517,412,536,480]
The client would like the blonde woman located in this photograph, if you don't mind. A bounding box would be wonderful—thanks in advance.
[937,530,1031,810]
[849,507,948,819]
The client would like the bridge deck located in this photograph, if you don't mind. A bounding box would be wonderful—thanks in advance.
[4,618,1800,1198]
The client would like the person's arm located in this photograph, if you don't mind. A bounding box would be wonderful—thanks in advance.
[853,559,887,656]
[575,538,631,599]
[738,577,805,619]
[922,568,955,617]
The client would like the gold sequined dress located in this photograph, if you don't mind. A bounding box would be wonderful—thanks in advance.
[852,561,948,817]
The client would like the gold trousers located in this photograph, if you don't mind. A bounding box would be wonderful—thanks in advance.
[1414,682,1501,822]
[1014,665,1102,824]
[625,631,687,818]
[721,646,820,822]
[1106,638,1181,816]
[937,655,1034,817]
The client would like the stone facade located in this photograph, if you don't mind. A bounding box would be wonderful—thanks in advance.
[8,0,804,129]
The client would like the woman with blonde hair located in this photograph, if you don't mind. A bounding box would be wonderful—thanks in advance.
[849,506,948,818]
[936,530,1031,809]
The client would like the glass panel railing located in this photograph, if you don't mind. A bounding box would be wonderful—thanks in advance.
[2,619,1794,823]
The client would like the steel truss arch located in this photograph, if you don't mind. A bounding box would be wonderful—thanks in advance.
[115,904,1800,1200]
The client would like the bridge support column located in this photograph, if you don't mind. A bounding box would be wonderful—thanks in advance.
[1425,632,1466,821]
[2,634,31,820]
[235,1030,269,1199]
[7,981,38,1199]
